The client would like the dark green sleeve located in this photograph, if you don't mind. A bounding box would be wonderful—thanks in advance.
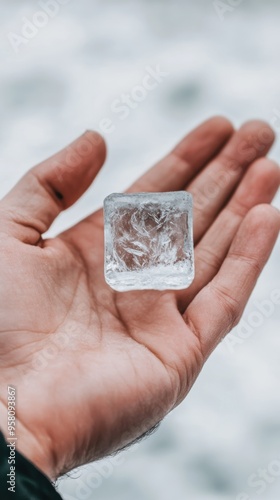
[0,431,62,499]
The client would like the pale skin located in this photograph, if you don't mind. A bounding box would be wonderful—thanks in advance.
[0,117,279,481]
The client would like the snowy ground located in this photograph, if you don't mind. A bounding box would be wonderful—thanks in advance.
[0,1,280,499]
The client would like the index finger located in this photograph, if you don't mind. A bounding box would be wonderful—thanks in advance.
[128,116,234,193]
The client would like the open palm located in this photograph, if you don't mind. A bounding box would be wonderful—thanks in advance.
[0,117,279,479]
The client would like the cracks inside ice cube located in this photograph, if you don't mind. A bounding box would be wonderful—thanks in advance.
[104,192,194,291]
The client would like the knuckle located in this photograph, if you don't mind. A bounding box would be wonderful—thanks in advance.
[212,284,240,328]
[196,246,221,273]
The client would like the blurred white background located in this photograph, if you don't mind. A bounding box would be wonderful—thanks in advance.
[0,1,279,499]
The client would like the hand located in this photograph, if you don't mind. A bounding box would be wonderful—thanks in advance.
[0,118,279,479]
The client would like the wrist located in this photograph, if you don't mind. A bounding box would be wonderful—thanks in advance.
[0,396,56,481]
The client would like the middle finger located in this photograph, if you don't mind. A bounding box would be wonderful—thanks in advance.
[187,120,275,244]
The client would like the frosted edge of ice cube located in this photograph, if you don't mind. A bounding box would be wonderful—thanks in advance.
[105,267,195,292]
[104,191,194,292]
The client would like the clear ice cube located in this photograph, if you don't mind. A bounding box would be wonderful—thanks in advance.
[104,192,194,291]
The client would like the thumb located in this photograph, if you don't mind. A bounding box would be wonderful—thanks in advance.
[0,131,106,244]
